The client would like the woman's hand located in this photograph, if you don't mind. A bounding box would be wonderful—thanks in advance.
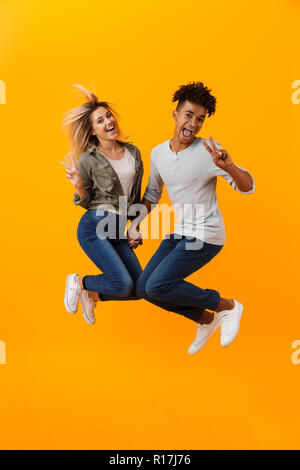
[127,223,143,249]
[60,156,83,188]
[127,234,143,249]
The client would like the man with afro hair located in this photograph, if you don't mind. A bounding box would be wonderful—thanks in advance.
[134,81,255,354]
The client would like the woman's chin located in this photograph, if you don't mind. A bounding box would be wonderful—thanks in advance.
[101,132,118,141]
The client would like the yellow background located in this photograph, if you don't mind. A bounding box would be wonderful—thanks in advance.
[0,0,299,450]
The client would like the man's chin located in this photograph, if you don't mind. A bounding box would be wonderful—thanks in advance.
[178,135,195,145]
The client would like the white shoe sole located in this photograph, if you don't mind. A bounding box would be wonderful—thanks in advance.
[64,274,80,314]
[188,317,221,355]
[221,300,243,347]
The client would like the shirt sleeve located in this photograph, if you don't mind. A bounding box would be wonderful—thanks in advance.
[73,159,94,209]
[142,152,164,204]
[210,141,255,194]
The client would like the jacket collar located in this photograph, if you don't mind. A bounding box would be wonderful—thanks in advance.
[86,140,136,156]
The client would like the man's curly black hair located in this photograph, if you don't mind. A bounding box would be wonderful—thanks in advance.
[172,82,217,117]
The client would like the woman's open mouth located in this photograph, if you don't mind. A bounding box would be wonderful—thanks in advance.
[106,124,116,133]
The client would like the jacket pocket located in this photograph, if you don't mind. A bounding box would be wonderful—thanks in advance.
[93,171,115,191]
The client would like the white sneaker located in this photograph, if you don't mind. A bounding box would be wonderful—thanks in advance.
[188,314,221,354]
[64,274,82,314]
[219,299,243,347]
[80,290,96,325]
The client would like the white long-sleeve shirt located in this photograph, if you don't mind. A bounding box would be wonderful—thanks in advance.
[143,137,255,245]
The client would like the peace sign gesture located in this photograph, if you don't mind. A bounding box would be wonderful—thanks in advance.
[202,136,234,171]
[60,156,82,188]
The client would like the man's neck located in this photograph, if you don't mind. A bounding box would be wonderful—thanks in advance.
[170,135,196,153]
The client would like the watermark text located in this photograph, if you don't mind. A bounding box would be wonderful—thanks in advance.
[0,341,6,365]
[0,80,6,104]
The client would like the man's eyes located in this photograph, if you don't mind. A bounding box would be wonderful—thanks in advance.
[185,113,204,121]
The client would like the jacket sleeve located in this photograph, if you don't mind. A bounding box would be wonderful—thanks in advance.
[142,152,164,203]
[73,159,94,209]
[210,141,255,194]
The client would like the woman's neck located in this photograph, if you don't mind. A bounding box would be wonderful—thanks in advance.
[97,139,121,154]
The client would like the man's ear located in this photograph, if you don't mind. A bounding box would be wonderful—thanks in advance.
[172,109,177,120]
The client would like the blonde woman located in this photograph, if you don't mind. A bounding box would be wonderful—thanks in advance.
[60,85,143,325]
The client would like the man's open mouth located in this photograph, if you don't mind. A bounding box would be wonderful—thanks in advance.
[182,128,193,138]
[106,125,115,133]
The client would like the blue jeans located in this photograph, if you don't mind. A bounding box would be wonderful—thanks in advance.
[135,233,224,323]
[77,210,142,300]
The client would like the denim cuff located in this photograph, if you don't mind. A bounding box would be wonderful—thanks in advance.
[82,276,88,290]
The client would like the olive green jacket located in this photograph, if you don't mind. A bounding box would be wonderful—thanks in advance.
[73,141,144,212]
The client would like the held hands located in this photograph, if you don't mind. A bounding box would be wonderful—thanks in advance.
[60,156,83,188]
[127,223,143,250]
[202,136,234,172]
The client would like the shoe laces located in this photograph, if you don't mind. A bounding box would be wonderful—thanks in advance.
[193,322,209,346]
[75,276,82,292]
[198,323,208,331]
[87,294,96,310]
[221,311,232,334]
[70,285,79,295]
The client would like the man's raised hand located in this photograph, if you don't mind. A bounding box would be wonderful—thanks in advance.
[202,136,234,171]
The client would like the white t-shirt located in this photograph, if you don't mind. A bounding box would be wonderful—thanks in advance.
[103,146,136,199]
[143,137,255,245]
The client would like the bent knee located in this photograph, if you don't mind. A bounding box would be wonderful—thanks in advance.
[135,277,147,299]
[145,277,177,298]
[145,281,165,299]
[115,278,134,297]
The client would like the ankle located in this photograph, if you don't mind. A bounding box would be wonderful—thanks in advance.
[198,310,214,325]
[88,290,100,303]
[215,298,234,313]
[78,276,84,290]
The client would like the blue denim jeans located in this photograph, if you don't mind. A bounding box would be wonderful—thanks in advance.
[77,211,223,323]
[135,233,224,323]
[77,209,142,300]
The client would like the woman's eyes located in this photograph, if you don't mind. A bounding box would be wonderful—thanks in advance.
[97,113,111,124]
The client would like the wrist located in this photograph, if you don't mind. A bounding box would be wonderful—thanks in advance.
[225,162,235,173]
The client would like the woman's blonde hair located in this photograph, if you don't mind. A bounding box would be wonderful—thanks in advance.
[62,84,125,160]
